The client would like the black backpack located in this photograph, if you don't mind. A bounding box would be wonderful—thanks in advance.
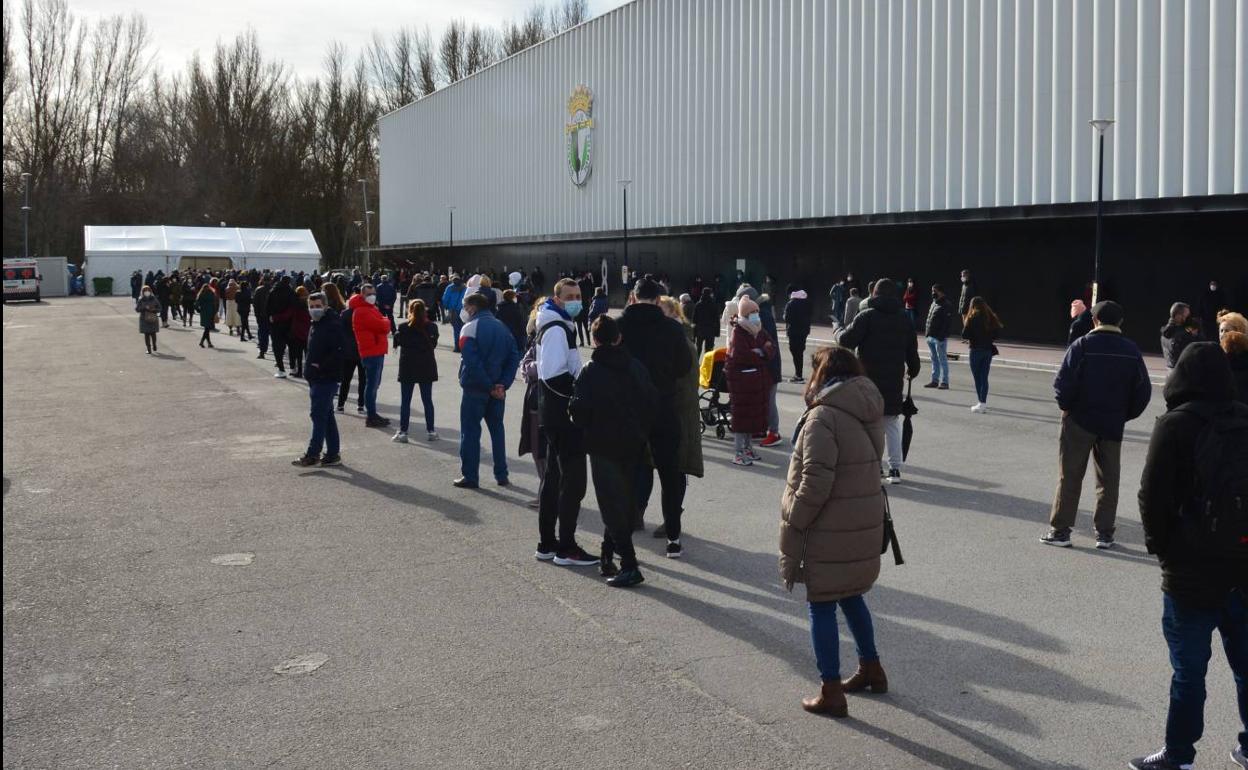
[1176,403,1248,559]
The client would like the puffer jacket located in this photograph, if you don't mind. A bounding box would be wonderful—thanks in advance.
[779,376,887,603]
[348,293,390,358]
[1160,321,1198,369]
[1054,325,1151,441]
[836,294,921,416]
[725,324,774,434]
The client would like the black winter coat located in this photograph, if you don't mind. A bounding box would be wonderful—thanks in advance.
[692,298,720,339]
[393,319,439,383]
[760,299,782,383]
[569,343,658,462]
[495,300,528,352]
[924,296,954,340]
[1068,310,1093,345]
[339,307,361,361]
[1229,350,1248,406]
[960,313,999,351]
[783,297,813,339]
[618,303,693,399]
[305,309,345,383]
[1139,342,1248,606]
[836,295,921,416]
[1160,321,1198,368]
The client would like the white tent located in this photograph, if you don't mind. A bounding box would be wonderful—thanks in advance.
[83,226,322,294]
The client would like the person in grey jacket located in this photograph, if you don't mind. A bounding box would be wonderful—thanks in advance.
[136,287,162,354]
[842,288,862,327]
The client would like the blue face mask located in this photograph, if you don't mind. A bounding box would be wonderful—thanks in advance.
[747,313,761,324]
[563,300,583,318]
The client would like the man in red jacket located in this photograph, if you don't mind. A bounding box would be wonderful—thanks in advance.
[349,284,391,427]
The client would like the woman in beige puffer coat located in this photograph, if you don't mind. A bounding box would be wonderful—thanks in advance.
[779,344,888,717]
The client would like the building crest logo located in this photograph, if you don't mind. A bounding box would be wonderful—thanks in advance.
[565,85,594,187]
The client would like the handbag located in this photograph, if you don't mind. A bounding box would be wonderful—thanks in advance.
[881,487,905,566]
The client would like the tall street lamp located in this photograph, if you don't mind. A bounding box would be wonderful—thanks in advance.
[448,206,455,270]
[353,220,363,268]
[358,178,371,273]
[21,172,32,259]
[1089,119,1114,305]
[617,179,631,283]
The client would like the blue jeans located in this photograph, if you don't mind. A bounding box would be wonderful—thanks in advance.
[926,336,949,384]
[306,381,340,457]
[809,595,878,682]
[1162,590,1248,764]
[361,355,385,418]
[969,348,993,403]
[400,381,435,433]
[450,316,463,352]
[459,390,507,483]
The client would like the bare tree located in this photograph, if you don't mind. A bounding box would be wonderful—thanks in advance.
[2,4,16,115]
[553,0,588,32]
[415,26,437,97]
[367,27,416,113]
[438,19,465,84]
[464,24,497,76]
[82,13,151,192]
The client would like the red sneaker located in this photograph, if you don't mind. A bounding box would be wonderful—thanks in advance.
[759,432,782,447]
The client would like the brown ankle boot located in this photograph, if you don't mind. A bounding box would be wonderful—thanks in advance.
[801,679,848,717]
[841,658,888,694]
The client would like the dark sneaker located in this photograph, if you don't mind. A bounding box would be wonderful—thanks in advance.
[652,524,667,539]
[496,477,510,487]
[365,416,391,428]
[335,404,345,413]
[452,477,479,489]
[938,383,949,390]
[1095,532,1115,550]
[319,454,342,467]
[535,543,556,561]
[607,568,645,588]
[357,405,366,414]
[886,469,901,485]
[1128,750,1192,770]
[666,540,683,559]
[789,376,805,383]
[922,381,939,389]
[600,559,619,577]
[553,545,599,567]
[1231,746,1248,769]
[291,454,320,467]
[1040,528,1073,547]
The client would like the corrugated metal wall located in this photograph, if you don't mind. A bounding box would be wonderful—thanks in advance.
[379,0,1248,247]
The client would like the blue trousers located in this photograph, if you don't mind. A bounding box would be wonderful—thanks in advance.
[1162,590,1248,764]
[926,336,949,385]
[459,391,507,484]
[306,381,340,458]
[809,594,879,682]
[256,316,270,355]
[969,348,993,403]
[361,355,385,418]
[400,381,435,433]
[450,316,464,352]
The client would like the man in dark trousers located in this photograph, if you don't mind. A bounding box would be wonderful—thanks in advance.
[1042,301,1152,549]
[957,268,977,318]
[1130,342,1248,770]
[267,276,295,377]
[924,284,954,389]
[252,275,271,359]
[292,292,345,468]
[619,277,694,558]
[783,284,813,383]
[836,278,921,485]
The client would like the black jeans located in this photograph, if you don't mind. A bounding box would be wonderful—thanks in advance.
[256,316,270,353]
[539,424,587,551]
[338,361,365,408]
[288,339,305,374]
[642,409,686,541]
[790,335,808,378]
[591,456,638,570]
[696,335,716,357]
[575,317,590,346]
[144,332,157,352]
[271,325,289,371]
[199,327,212,345]
[239,310,251,339]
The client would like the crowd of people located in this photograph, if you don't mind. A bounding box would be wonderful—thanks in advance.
[128,263,1246,768]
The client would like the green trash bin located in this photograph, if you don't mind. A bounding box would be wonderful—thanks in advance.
[92,276,114,296]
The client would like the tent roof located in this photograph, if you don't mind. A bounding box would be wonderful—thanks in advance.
[84,226,320,260]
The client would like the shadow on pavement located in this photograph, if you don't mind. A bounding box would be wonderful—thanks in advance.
[301,465,482,526]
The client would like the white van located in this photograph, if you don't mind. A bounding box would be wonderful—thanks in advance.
[3,258,42,302]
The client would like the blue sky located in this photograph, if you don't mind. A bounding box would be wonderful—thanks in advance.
[68,0,632,79]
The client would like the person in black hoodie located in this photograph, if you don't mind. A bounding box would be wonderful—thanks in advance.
[337,289,366,414]
[783,284,813,383]
[292,292,345,467]
[836,277,921,484]
[692,287,720,356]
[1161,302,1199,369]
[495,289,528,354]
[391,298,440,443]
[619,277,694,557]
[267,276,295,377]
[1130,342,1248,770]
[570,316,658,588]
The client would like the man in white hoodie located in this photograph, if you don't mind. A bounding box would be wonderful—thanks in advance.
[533,278,599,567]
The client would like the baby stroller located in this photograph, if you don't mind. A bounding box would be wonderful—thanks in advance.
[698,348,731,439]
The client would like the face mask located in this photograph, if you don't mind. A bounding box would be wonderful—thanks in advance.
[142,291,152,298]
[365,294,377,305]
[563,300,583,318]
[309,307,326,321]
[747,313,761,324]
[1210,285,1217,292]
[460,308,473,324]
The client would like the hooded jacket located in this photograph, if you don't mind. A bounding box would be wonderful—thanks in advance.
[348,293,390,359]
[267,282,295,325]
[1160,321,1198,368]
[692,296,720,339]
[1054,325,1151,441]
[393,318,439,383]
[1139,342,1248,607]
[535,300,581,431]
[569,343,659,462]
[779,376,887,603]
[783,291,813,339]
[836,294,921,416]
[305,308,345,383]
[618,302,693,400]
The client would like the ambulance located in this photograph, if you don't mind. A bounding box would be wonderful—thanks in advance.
[2,258,42,302]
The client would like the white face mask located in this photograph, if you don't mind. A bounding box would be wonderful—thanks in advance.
[309,307,326,321]
[364,294,377,305]
[460,308,473,324]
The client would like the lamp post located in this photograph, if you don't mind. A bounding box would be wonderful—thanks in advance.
[448,206,455,269]
[1089,119,1114,305]
[617,179,631,283]
[358,178,371,273]
[20,172,32,259]
[353,220,363,268]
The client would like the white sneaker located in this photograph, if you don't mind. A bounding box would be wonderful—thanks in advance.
[391,431,408,443]
[970,402,987,413]
[274,371,288,379]
[427,431,440,441]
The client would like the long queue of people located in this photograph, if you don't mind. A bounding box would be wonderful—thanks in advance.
[130,266,1247,766]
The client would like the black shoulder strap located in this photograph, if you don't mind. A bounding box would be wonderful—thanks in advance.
[538,319,576,348]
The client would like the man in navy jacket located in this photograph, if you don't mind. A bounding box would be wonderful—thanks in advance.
[455,293,520,489]
[292,292,345,468]
[1042,300,1152,549]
